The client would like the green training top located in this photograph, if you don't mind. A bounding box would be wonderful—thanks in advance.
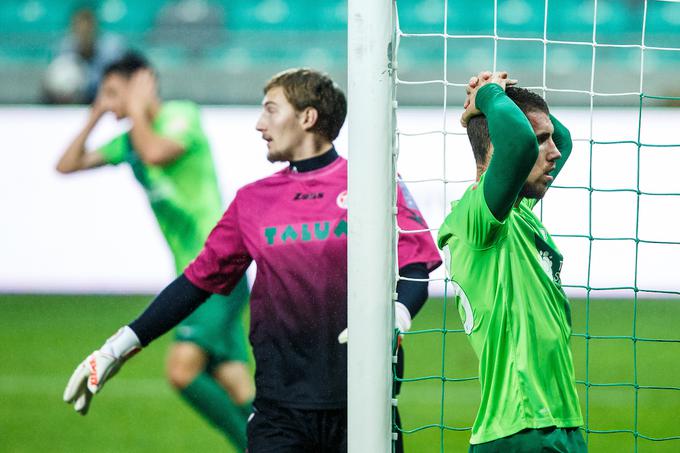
[438,84,582,444]
[98,101,223,273]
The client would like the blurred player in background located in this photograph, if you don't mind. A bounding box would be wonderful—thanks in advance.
[44,6,126,104]
[438,71,585,452]
[56,52,253,451]
[64,68,442,452]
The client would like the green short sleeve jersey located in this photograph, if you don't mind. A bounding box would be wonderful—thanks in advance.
[437,173,583,444]
[98,101,222,273]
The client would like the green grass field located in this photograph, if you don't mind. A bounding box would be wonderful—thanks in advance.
[1,295,679,452]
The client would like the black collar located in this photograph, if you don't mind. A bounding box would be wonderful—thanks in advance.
[290,147,339,173]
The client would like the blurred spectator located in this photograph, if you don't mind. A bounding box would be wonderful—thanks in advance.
[152,0,226,56]
[43,6,126,104]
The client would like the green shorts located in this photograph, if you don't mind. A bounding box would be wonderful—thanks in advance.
[175,276,250,365]
[469,426,586,453]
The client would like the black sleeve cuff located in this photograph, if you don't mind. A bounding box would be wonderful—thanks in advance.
[396,262,430,318]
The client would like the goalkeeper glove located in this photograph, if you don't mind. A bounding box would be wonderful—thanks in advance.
[63,326,141,415]
[337,302,412,344]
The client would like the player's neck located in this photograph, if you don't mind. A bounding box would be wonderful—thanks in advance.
[290,146,338,173]
[477,146,493,180]
[289,134,333,161]
[476,164,487,181]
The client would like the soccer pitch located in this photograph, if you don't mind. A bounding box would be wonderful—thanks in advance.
[1,295,678,452]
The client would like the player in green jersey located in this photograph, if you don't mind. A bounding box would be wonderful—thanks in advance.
[438,71,586,452]
[56,52,253,451]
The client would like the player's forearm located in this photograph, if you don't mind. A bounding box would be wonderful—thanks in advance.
[128,111,182,166]
[396,263,430,318]
[549,114,572,182]
[128,274,210,346]
[478,84,539,220]
[127,112,164,164]
[56,116,99,173]
[339,263,430,344]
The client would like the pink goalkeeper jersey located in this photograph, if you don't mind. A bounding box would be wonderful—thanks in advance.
[185,155,441,408]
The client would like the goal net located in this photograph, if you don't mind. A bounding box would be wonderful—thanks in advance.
[386,0,680,452]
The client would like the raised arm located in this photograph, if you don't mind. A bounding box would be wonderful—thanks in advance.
[126,70,185,166]
[477,83,539,221]
[127,110,185,166]
[548,113,572,184]
[55,102,108,173]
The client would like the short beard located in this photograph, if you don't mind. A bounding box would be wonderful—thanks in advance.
[266,149,288,163]
[519,182,546,200]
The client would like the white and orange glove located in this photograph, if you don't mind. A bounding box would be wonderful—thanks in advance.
[337,302,412,344]
[63,326,141,415]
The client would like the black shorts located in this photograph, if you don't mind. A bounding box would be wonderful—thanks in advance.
[247,346,407,453]
[247,401,347,453]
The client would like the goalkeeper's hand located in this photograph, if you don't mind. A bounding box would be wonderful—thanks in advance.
[63,326,141,415]
[337,302,412,344]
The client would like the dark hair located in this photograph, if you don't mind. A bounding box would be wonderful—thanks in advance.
[264,68,347,142]
[103,51,151,79]
[467,86,550,167]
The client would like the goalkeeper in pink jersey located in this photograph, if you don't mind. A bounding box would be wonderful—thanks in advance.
[64,68,442,452]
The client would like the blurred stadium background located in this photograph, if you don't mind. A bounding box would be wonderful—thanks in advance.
[1,0,679,452]
[0,0,679,104]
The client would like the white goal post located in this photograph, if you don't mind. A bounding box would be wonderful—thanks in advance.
[347,0,397,452]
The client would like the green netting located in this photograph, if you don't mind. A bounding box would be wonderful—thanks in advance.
[392,1,680,451]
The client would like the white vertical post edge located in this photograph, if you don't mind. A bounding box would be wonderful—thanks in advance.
[347,0,396,452]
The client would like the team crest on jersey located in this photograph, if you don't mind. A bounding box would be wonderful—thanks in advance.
[534,233,563,285]
[336,190,348,209]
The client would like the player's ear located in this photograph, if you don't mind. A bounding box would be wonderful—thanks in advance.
[299,107,319,131]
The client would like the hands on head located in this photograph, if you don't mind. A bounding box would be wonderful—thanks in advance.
[89,68,158,120]
[460,71,518,128]
[90,91,112,120]
[126,68,158,116]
